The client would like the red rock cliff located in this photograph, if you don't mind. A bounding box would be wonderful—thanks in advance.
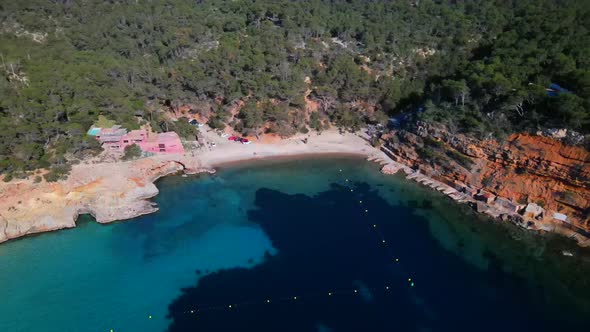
[385,123,590,230]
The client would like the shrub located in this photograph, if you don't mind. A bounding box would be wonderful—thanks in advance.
[370,136,382,148]
[170,121,198,140]
[423,137,445,148]
[207,116,226,130]
[482,176,494,187]
[309,112,322,131]
[2,173,14,182]
[122,144,142,161]
[34,176,42,183]
[43,164,72,182]
[95,115,116,128]
[445,149,474,169]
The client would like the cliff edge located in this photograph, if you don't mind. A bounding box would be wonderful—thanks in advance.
[384,122,590,238]
[0,157,200,243]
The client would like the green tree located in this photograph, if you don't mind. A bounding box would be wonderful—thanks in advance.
[122,144,142,161]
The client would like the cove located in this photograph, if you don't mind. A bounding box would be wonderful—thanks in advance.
[0,157,589,332]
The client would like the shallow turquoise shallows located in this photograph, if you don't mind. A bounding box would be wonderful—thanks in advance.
[0,157,589,332]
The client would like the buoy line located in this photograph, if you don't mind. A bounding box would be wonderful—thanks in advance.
[111,172,418,330]
[176,284,398,316]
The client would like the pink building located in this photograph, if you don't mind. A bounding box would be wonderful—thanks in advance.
[137,131,184,154]
[92,127,184,154]
[95,125,127,150]
[119,130,148,150]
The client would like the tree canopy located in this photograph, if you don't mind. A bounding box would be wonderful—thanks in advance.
[0,0,588,176]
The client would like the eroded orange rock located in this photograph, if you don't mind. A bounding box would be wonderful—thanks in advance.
[387,125,589,231]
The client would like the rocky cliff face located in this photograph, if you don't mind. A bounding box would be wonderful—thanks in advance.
[0,157,197,244]
[385,122,590,231]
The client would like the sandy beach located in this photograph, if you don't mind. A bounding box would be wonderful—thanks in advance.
[195,129,380,165]
[0,129,390,244]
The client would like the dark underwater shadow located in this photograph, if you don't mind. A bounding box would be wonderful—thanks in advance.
[164,182,580,332]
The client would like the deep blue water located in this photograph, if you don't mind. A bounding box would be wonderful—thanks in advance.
[0,158,589,331]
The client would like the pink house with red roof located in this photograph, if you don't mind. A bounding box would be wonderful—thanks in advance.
[92,127,184,154]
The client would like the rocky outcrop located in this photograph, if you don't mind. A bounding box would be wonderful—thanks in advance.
[0,156,208,244]
[385,122,590,233]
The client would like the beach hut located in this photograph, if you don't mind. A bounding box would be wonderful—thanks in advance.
[552,212,568,223]
[495,197,521,213]
[474,190,495,204]
[523,203,545,219]
[458,185,478,196]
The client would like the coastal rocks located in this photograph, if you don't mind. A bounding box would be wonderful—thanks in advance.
[380,163,403,175]
[500,213,524,225]
[185,167,216,175]
[385,123,590,237]
[464,144,486,158]
[0,156,203,244]
[537,128,586,145]
[91,181,161,223]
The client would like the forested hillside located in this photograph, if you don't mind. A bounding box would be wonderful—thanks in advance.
[1,0,589,178]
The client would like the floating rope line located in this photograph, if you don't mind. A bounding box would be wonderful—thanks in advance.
[336,171,417,288]
[176,284,398,316]
[153,172,420,325]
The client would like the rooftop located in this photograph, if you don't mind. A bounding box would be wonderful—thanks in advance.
[553,212,568,222]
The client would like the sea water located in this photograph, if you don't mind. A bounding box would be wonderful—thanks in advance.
[0,157,589,331]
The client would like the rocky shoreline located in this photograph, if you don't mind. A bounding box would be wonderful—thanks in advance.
[1,127,588,246]
[0,157,209,244]
[377,157,590,246]
[376,123,590,246]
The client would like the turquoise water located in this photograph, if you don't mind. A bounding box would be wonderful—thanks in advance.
[0,172,276,332]
[0,157,589,331]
